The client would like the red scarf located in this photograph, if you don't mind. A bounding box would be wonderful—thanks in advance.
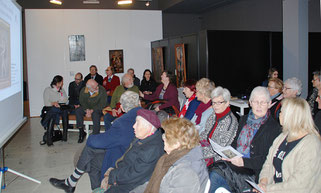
[208,107,231,139]
[179,93,196,118]
[194,100,212,125]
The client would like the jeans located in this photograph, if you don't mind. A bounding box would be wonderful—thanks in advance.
[209,170,231,193]
[103,113,116,131]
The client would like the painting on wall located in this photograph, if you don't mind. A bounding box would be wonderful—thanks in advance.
[68,35,86,62]
[109,49,124,73]
[152,47,164,83]
[0,18,11,90]
[175,44,186,87]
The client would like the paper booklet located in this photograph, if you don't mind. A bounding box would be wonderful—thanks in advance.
[209,138,243,159]
[245,179,265,193]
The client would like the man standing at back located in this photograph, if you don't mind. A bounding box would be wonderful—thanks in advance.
[84,65,104,85]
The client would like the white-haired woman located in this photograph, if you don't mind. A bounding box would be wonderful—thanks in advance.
[283,77,302,99]
[199,86,238,167]
[191,78,215,133]
[209,86,281,193]
[257,98,321,193]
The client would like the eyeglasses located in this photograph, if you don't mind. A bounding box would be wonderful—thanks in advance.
[283,87,292,90]
[250,100,269,106]
[212,101,226,106]
[267,86,276,89]
[75,78,82,81]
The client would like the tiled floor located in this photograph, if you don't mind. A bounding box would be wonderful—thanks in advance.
[2,118,91,193]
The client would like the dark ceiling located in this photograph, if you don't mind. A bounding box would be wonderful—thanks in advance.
[17,0,241,13]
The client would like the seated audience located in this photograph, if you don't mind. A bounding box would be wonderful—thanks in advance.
[98,109,164,192]
[314,89,321,133]
[307,71,321,117]
[139,69,157,96]
[104,73,139,130]
[209,86,281,193]
[262,68,278,87]
[49,91,142,192]
[178,79,200,120]
[68,72,85,108]
[267,78,283,120]
[102,66,120,104]
[140,71,179,114]
[128,68,140,87]
[84,65,104,85]
[136,117,209,193]
[42,75,69,142]
[283,77,302,99]
[190,78,215,133]
[76,79,107,140]
[258,98,321,193]
[199,86,238,166]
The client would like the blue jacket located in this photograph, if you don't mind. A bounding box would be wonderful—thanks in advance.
[184,98,201,120]
[86,107,142,179]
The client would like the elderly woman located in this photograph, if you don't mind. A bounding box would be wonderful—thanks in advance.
[190,78,215,133]
[178,79,200,120]
[257,98,321,193]
[140,71,179,114]
[141,117,208,193]
[267,78,283,120]
[41,75,69,144]
[283,77,302,99]
[209,86,281,193]
[199,86,238,167]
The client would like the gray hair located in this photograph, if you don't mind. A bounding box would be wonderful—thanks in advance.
[249,86,271,102]
[284,77,302,96]
[121,73,132,85]
[119,91,140,113]
[313,71,321,81]
[211,86,231,102]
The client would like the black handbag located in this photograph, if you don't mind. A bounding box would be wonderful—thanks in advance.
[209,160,255,193]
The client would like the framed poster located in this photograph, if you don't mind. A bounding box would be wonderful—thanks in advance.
[68,35,85,62]
[0,18,10,89]
[109,50,124,73]
[175,44,186,87]
[152,47,164,83]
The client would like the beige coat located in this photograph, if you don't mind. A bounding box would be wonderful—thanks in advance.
[259,133,321,193]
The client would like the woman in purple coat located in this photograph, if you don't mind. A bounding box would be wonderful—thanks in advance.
[140,71,179,115]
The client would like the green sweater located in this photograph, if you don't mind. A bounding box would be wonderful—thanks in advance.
[79,85,107,111]
[110,85,139,108]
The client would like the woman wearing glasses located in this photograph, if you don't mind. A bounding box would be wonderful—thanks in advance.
[267,78,283,121]
[209,86,281,193]
[199,86,238,167]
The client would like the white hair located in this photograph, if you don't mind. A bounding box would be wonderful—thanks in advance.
[211,86,231,101]
[119,91,140,112]
[249,86,271,102]
[284,77,302,96]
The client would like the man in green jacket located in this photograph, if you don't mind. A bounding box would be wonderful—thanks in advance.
[104,73,139,130]
[76,79,107,142]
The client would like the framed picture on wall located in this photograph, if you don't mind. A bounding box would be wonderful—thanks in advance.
[68,35,85,62]
[152,47,164,83]
[109,49,124,73]
[175,44,186,87]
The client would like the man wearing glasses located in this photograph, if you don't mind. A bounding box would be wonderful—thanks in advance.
[68,72,85,108]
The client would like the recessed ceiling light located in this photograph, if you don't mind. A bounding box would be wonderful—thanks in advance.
[118,0,132,5]
[50,0,62,5]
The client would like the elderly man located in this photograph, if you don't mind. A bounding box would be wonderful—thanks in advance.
[68,72,85,108]
[102,66,120,104]
[99,109,164,193]
[104,73,139,130]
[307,71,321,116]
[76,79,107,142]
[49,91,144,192]
[127,68,140,87]
[84,65,104,85]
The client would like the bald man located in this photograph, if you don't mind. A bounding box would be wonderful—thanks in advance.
[76,79,107,142]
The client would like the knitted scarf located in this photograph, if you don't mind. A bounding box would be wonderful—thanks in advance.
[144,148,191,193]
[236,110,270,158]
[179,93,196,118]
[194,100,212,125]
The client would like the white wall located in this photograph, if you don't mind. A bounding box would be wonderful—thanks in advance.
[25,9,162,116]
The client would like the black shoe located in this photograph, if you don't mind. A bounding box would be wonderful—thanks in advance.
[49,178,75,193]
[78,131,86,143]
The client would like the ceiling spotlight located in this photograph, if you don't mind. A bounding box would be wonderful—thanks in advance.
[118,0,132,5]
[145,1,150,6]
[50,0,62,5]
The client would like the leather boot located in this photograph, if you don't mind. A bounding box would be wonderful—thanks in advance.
[78,127,86,143]
[47,118,55,146]
[62,110,69,141]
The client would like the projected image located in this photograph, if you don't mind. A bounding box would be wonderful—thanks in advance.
[0,18,11,89]
[68,35,85,62]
